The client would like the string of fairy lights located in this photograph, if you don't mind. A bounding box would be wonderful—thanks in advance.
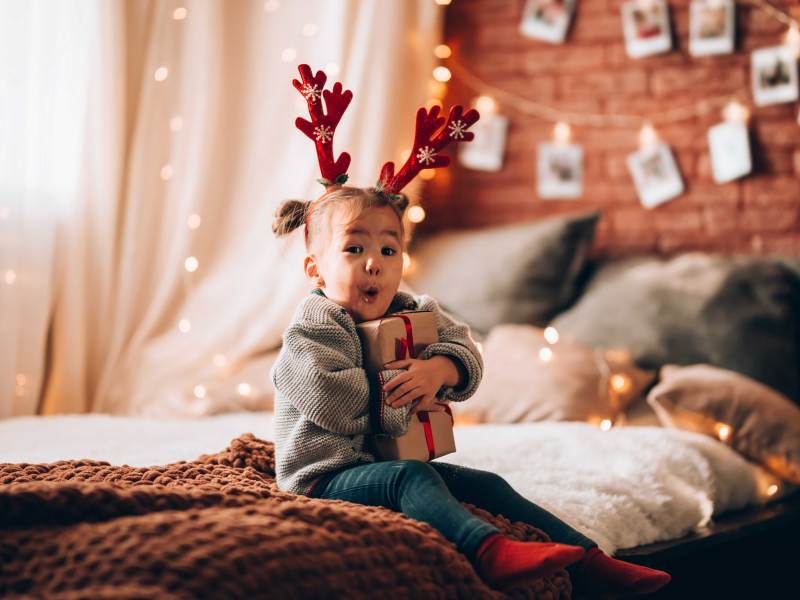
[426,0,799,148]
[154,6,258,407]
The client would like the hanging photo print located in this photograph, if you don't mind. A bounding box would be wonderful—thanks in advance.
[689,0,735,57]
[708,121,752,183]
[459,114,509,172]
[537,142,583,198]
[622,0,673,59]
[627,143,684,208]
[520,0,576,45]
[751,45,800,106]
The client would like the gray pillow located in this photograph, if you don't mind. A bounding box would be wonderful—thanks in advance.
[551,252,800,404]
[404,211,600,334]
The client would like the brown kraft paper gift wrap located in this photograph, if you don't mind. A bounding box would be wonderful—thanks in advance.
[356,311,457,461]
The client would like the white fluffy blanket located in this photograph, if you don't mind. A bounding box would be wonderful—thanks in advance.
[0,414,781,553]
[445,422,771,553]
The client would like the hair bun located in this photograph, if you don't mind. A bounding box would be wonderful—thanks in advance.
[272,199,310,236]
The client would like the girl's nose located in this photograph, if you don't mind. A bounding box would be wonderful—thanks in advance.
[365,256,381,275]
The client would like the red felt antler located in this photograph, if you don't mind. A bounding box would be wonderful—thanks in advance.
[293,64,353,187]
[378,105,479,195]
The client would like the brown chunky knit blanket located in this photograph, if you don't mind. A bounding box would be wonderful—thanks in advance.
[0,434,572,599]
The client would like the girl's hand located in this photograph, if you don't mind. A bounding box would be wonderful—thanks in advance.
[382,355,459,409]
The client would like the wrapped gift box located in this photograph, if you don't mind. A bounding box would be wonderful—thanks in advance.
[356,311,456,461]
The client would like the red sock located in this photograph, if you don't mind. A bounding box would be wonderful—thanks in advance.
[576,547,671,594]
[475,533,586,587]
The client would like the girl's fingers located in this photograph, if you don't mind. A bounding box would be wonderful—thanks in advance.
[383,371,410,393]
[384,359,413,369]
[387,384,419,408]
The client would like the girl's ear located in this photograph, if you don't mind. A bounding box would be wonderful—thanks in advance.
[303,255,325,287]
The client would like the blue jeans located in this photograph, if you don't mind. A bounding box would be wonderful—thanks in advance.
[309,460,597,562]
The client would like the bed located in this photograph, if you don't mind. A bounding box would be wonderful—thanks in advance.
[4,221,799,598]
[1,411,797,598]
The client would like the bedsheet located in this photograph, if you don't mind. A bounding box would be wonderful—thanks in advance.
[0,412,786,553]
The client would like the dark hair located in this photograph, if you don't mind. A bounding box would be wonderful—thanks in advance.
[272,186,409,250]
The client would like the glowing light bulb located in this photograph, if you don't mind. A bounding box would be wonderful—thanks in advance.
[539,347,553,362]
[4,270,16,285]
[419,169,436,180]
[553,121,571,144]
[433,66,452,82]
[213,354,227,368]
[179,318,191,333]
[434,44,452,59]
[185,256,199,272]
[722,100,749,123]
[544,326,559,345]
[715,423,732,442]
[610,374,631,394]
[193,385,206,398]
[402,252,412,273]
[767,484,778,496]
[160,164,173,180]
[408,206,426,223]
[187,214,202,229]
[237,383,252,396]
[435,0,452,5]
[600,419,612,431]
[398,147,411,163]
[639,122,657,148]
[281,48,297,63]
[173,7,187,20]
[475,95,498,115]
[170,116,183,132]
[325,63,340,77]
[154,66,169,82]
[302,23,318,36]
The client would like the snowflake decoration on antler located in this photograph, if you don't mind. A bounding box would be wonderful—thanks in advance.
[292,64,353,186]
[416,146,437,165]
[378,105,480,194]
[313,124,333,143]
[447,119,468,140]
[300,83,322,104]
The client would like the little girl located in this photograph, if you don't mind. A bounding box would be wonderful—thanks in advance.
[271,65,671,594]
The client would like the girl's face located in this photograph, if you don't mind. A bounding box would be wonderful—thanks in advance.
[305,205,404,323]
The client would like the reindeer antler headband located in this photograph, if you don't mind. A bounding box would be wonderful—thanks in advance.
[292,63,480,235]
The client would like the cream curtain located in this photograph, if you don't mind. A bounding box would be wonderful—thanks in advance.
[0,0,441,416]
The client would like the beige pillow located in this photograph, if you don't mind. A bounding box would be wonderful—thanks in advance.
[454,325,655,425]
[647,364,800,484]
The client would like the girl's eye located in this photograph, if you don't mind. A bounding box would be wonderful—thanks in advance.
[345,246,362,254]
[382,247,397,256]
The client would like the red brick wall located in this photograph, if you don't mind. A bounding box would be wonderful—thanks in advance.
[420,0,800,258]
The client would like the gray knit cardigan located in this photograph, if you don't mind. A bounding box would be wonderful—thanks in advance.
[271,290,484,496]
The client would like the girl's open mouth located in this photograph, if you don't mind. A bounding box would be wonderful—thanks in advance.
[361,286,380,302]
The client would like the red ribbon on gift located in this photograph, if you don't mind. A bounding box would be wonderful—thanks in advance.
[394,314,416,360]
[416,404,453,460]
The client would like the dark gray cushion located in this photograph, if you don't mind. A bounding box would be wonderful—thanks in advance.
[551,253,800,404]
[405,211,600,335]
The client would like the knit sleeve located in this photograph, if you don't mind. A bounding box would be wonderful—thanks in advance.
[414,295,484,402]
[272,321,372,435]
[273,320,412,436]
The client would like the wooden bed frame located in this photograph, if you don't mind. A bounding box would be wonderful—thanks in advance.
[608,491,800,599]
